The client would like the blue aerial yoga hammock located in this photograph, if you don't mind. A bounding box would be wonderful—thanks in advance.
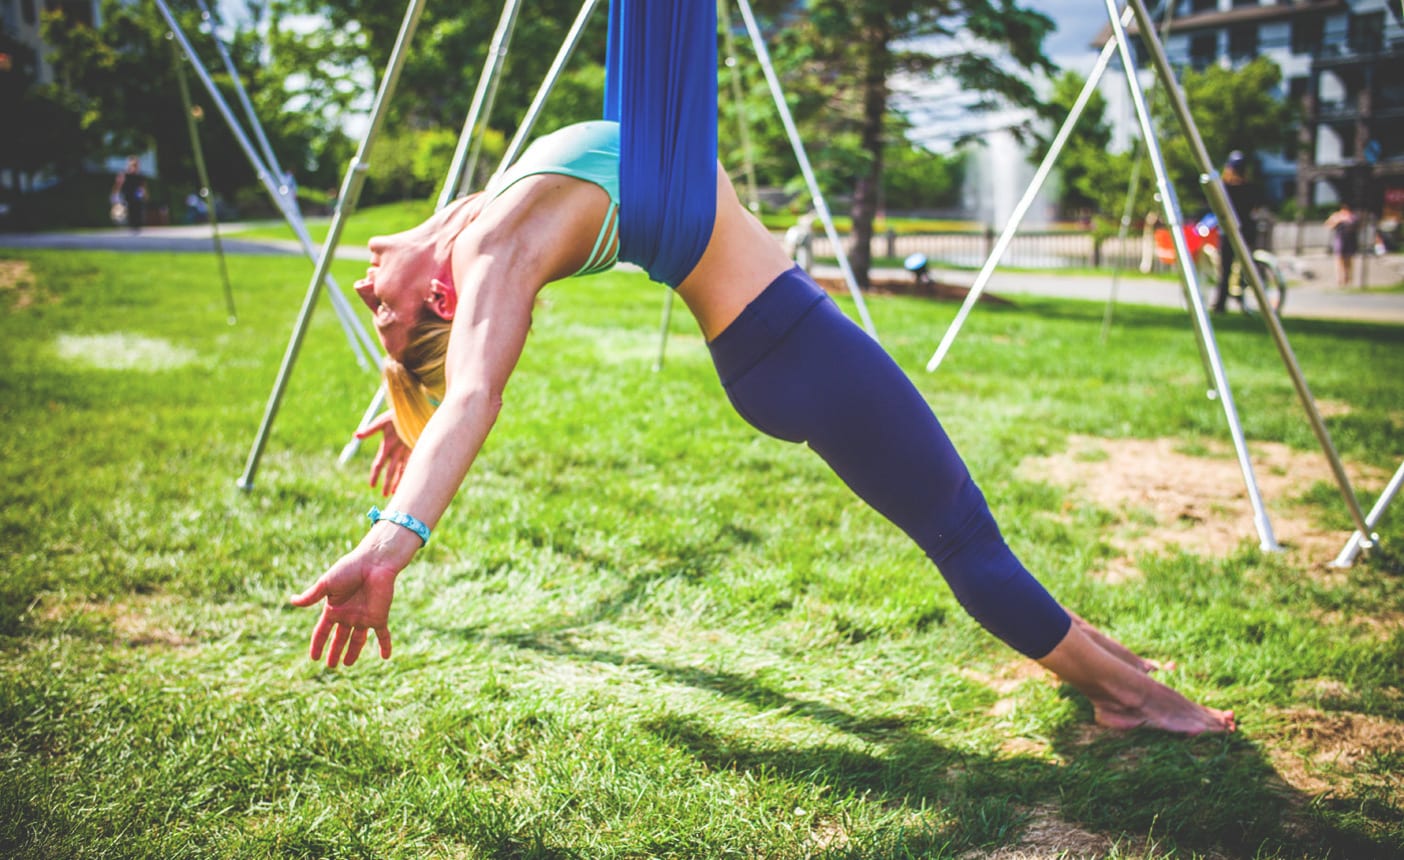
[604,0,718,288]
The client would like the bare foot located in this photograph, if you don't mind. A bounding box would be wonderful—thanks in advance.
[1038,618,1235,736]
[1088,676,1236,736]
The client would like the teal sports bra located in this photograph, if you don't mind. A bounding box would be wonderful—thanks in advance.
[485,120,621,277]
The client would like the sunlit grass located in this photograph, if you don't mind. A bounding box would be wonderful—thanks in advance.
[1,247,1401,858]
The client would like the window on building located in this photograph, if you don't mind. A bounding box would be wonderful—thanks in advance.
[1291,14,1323,55]
[1229,24,1259,61]
[1189,32,1217,70]
[1288,76,1311,107]
[21,0,38,26]
[1231,0,1257,8]
[1190,0,1217,14]
[1348,12,1384,53]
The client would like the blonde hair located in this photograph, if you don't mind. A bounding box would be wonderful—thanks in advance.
[384,316,452,448]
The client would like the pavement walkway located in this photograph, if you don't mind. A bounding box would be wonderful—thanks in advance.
[4,223,1403,325]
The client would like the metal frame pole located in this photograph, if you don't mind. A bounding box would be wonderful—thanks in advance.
[344,0,598,461]
[1331,461,1401,567]
[191,0,288,198]
[496,0,603,176]
[734,0,878,340]
[152,0,378,369]
[170,36,237,324]
[438,0,525,208]
[239,0,429,490]
[1126,0,1372,541]
[925,9,1130,372]
[1100,146,1143,342]
[721,0,761,213]
[1104,0,1278,550]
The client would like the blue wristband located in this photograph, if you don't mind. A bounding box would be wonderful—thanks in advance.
[367,506,431,545]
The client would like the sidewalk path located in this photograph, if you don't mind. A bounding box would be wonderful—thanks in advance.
[823,253,1404,326]
[3,224,1402,325]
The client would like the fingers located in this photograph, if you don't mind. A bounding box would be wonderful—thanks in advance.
[289,580,325,607]
[327,621,352,669]
[309,612,333,662]
[355,411,394,440]
[368,448,386,491]
[385,458,404,496]
[310,623,391,667]
[344,627,370,666]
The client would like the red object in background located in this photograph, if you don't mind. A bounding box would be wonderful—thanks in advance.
[1154,218,1219,265]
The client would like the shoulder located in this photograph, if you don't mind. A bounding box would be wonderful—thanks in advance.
[455,175,612,284]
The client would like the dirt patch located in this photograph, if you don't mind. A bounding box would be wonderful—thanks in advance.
[0,259,53,310]
[37,595,198,649]
[1262,708,1404,799]
[1021,435,1391,574]
[958,803,1216,860]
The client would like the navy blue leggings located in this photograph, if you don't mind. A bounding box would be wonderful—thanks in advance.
[707,267,1071,659]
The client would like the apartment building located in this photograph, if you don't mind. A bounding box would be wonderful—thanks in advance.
[1100,0,1403,224]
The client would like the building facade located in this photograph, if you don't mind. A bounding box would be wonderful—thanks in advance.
[1100,0,1403,225]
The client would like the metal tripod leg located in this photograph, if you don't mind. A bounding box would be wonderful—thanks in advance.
[1125,0,1372,543]
[170,40,236,325]
[438,0,524,208]
[238,0,429,490]
[925,8,1132,373]
[153,0,379,369]
[734,0,877,341]
[1331,460,1399,567]
[1104,0,1277,550]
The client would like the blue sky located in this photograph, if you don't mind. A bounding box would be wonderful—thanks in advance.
[1022,0,1112,74]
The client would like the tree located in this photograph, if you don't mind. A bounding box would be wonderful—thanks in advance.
[0,28,90,193]
[783,0,1054,285]
[271,0,609,137]
[1149,57,1293,215]
[1029,69,1123,222]
[1029,58,1294,237]
[38,0,358,218]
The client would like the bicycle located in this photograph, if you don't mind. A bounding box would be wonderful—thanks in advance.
[1153,214,1287,316]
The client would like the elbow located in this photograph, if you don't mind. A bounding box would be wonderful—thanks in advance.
[441,383,505,425]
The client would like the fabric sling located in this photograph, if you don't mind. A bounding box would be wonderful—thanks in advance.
[604,0,718,288]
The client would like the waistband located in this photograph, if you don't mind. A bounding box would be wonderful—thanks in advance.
[707,266,829,384]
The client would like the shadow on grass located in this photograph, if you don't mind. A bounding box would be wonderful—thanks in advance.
[487,631,1398,859]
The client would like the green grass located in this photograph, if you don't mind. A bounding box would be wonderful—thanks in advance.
[234,199,438,248]
[1,248,1402,858]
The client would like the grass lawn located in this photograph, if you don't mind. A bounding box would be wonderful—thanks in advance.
[0,248,1401,858]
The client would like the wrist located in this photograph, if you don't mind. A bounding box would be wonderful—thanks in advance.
[361,517,426,568]
[367,506,431,545]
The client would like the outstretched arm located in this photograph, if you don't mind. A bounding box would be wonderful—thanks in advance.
[291,235,544,667]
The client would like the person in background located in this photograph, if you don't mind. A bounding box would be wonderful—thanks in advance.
[1212,151,1260,313]
[1324,201,1360,289]
[112,157,148,233]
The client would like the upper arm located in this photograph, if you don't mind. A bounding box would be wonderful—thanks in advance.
[442,245,540,406]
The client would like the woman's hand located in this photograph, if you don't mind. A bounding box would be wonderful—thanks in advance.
[358,411,409,496]
[290,546,403,667]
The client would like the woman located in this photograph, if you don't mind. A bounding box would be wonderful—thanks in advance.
[1325,202,1360,289]
[292,120,1235,736]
